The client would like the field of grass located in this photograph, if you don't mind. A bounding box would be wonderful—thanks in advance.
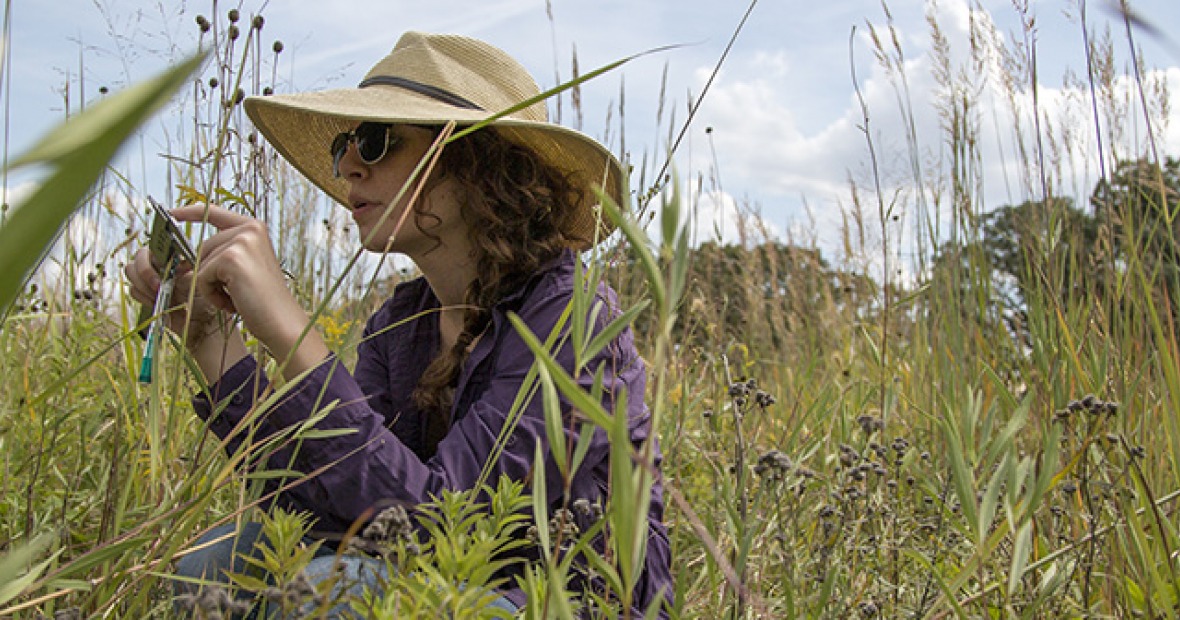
[3,2,1180,618]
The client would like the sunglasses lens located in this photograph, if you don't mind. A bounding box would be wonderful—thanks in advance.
[329,123,393,177]
[354,123,390,163]
[330,132,350,176]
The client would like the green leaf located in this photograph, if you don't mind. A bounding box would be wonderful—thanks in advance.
[584,300,649,360]
[1008,520,1033,596]
[531,440,550,554]
[243,469,305,480]
[599,192,666,316]
[294,428,358,440]
[940,414,980,541]
[978,450,1010,540]
[538,363,568,478]
[0,535,56,606]
[507,313,613,429]
[0,51,207,314]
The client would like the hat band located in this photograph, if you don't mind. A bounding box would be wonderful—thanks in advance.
[358,75,484,111]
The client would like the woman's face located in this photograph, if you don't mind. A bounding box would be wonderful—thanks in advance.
[335,123,464,256]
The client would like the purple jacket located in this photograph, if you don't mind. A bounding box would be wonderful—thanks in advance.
[193,250,672,613]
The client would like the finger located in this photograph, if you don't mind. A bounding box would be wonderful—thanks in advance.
[188,253,238,315]
[188,217,270,266]
[123,249,161,305]
[170,203,256,231]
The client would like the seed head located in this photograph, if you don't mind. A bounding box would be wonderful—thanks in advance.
[754,450,793,481]
[228,25,240,41]
[196,15,211,33]
[856,414,884,435]
[273,40,285,54]
[252,15,265,30]
[795,465,817,479]
[349,504,417,557]
[228,8,240,22]
[572,498,604,522]
[548,508,580,541]
[838,444,860,468]
[175,584,251,618]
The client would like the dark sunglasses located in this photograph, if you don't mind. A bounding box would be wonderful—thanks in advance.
[331,122,398,177]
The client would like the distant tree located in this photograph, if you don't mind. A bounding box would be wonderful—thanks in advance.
[980,197,1107,305]
[650,240,872,355]
[928,196,1105,347]
[936,156,1180,343]
[1091,157,1180,286]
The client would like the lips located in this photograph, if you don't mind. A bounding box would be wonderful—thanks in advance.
[348,196,379,222]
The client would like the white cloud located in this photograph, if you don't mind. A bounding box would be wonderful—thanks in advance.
[657,0,1180,270]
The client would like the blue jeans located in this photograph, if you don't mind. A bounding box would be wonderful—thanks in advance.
[174,522,518,618]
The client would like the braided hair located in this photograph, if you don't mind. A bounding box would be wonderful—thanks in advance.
[411,127,586,456]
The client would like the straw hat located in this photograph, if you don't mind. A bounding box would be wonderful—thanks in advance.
[244,31,625,249]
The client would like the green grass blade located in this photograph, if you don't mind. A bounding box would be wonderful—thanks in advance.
[0,535,55,607]
[0,51,206,313]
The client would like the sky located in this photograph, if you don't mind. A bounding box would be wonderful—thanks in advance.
[5,0,1180,278]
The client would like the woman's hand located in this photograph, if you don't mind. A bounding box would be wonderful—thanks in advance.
[123,203,329,382]
[168,204,330,380]
[125,239,249,382]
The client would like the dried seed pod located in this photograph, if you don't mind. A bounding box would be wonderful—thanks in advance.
[273,40,285,54]
[856,414,884,435]
[228,8,240,22]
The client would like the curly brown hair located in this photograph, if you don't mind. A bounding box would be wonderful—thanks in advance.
[411,127,586,455]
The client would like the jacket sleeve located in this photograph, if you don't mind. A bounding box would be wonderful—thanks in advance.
[190,284,646,534]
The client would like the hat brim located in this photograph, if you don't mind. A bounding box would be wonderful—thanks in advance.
[244,87,625,250]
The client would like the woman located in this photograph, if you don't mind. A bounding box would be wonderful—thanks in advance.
[125,32,671,616]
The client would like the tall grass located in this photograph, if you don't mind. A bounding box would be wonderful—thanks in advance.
[3,0,1180,618]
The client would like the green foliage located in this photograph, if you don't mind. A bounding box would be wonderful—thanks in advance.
[352,479,532,619]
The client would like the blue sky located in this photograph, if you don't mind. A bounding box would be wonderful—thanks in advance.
[5,0,1180,267]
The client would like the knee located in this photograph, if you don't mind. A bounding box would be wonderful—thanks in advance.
[304,553,389,603]
[175,522,267,589]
